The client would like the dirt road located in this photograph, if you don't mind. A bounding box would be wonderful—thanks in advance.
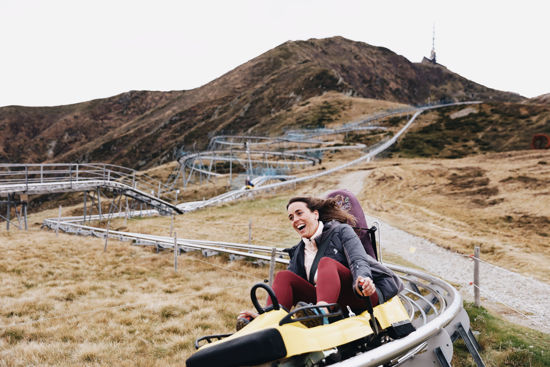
[337,170,550,334]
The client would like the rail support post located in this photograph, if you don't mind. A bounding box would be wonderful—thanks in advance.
[104,218,110,252]
[23,201,28,231]
[83,191,87,224]
[97,188,102,221]
[456,323,485,367]
[124,197,129,226]
[56,205,62,236]
[448,307,486,367]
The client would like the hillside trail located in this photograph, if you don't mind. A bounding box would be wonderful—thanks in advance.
[336,171,550,334]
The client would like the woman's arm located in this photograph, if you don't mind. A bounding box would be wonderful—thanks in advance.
[355,276,376,297]
[341,223,403,302]
[339,224,373,288]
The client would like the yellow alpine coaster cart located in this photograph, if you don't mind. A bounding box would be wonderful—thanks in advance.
[186,283,415,367]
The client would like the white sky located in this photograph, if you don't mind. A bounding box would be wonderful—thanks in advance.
[1,0,548,107]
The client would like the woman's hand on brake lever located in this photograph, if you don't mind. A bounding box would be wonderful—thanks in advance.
[355,276,375,297]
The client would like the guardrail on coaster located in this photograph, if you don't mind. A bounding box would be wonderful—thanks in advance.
[0,163,182,229]
[176,150,321,186]
[0,163,169,196]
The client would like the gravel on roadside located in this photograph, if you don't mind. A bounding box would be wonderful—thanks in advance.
[365,214,550,335]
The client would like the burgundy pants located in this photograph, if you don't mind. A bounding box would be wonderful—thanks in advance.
[268,257,378,313]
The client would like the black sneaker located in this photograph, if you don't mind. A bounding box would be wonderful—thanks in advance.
[236,311,257,331]
[236,316,251,331]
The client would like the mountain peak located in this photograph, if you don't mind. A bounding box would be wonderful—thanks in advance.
[0,36,527,168]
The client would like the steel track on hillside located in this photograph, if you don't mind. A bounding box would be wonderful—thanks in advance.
[34,101,485,366]
[0,163,182,214]
[42,214,474,366]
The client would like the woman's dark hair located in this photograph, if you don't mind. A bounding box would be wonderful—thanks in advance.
[287,196,357,226]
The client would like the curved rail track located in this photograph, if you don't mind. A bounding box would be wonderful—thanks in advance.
[41,215,480,366]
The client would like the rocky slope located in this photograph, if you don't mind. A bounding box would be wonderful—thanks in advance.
[0,36,526,169]
[527,93,550,105]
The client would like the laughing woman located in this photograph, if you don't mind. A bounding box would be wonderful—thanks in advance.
[238,196,403,328]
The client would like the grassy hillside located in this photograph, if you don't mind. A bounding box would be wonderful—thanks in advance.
[2,143,550,366]
[0,36,525,169]
[1,189,548,366]
[387,103,550,158]
[456,303,548,366]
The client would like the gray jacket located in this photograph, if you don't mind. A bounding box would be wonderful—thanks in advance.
[285,220,404,303]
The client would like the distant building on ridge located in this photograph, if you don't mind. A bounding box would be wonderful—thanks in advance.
[422,24,437,65]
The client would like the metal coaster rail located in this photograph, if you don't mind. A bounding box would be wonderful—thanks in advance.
[207,135,324,150]
[0,163,182,214]
[179,102,481,207]
[179,149,322,174]
[42,211,477,366]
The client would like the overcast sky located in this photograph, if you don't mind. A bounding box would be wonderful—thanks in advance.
[1,0,548,107]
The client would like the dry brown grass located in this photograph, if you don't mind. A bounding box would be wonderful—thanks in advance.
[0,215,279,366]
[355,149,550,282]
[295,91,410,129]
[132,148,550,284]
[254,91,410,136]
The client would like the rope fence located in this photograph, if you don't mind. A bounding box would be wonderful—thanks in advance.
[399,243,550,333]
[469,283,547,329]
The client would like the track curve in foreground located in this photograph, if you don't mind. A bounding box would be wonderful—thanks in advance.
[38,102,486,366]
[42,213,476,366]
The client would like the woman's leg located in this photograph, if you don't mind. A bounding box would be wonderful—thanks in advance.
[316,257,378,312]
[267,270,316,310]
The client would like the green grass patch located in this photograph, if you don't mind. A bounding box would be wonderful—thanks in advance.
[454,303,550,366]
[388,103,550,158]
[295,100,344,129]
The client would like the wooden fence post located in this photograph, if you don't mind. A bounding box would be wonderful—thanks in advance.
[248,219,252,245]
[474,246,480,307]
[174,232,178,272]
[56,205,62,236]
[269,248,276,286]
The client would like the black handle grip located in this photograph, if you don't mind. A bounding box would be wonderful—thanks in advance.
[250,282,279,314]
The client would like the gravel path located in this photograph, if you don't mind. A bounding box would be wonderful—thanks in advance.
[336,170,549,334]
[364,213,550,334]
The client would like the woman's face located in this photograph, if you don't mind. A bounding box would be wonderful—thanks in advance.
[287,201,319,239]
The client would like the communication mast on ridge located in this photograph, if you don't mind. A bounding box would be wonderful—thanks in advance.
[429,24,437,64]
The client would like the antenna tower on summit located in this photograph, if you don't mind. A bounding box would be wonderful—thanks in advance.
[430,24,437,63]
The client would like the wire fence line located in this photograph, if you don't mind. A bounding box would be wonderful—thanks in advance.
[469,283,547,329]
[440,250,547,329]
[367,213,550,334]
